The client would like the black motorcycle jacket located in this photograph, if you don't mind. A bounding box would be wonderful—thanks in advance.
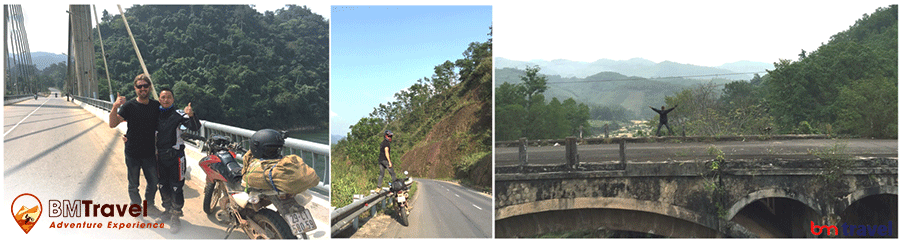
[157,106,201,150]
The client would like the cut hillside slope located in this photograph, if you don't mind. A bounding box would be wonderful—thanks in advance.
[398,84,491,188]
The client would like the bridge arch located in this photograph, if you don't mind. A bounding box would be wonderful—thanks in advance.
[836,186,898,238]
[496,197,726,237]
[839,185,897,214]
[726,188,824,221]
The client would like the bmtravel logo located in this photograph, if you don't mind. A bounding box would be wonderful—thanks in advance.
[10,193,165,234]
[11,193,42,234]
[810,221,895,237]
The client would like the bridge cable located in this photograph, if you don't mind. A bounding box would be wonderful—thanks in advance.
[117,4,158,100]
[93,5,113,102]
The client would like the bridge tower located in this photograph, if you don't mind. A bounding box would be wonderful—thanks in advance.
[4,4,36,95]
[66,5,97,98]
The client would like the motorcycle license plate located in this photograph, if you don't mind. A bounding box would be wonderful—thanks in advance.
[285,209,317,234]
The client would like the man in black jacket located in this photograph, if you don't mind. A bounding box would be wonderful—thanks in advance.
[154,87,200,233]
[650,105,678,137]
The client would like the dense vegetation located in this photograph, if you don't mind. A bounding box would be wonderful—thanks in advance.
[766,5,897,138]
[331,30,493,208]
[656,5,897,138]
[497,5,896,140]
[4,61,65,95]
[496,65,592,141]
[92,5,328,130]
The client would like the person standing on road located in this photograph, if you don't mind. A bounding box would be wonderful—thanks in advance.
[154,87,200,233]
[650,105,678,137]
[109,74,162,215]
[377,130,397,192]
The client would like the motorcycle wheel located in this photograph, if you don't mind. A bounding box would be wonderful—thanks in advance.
[202,181,223,214]
[399,206,409,226]
[253,208,297,239]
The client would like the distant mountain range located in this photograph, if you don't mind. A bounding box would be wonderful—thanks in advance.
[331,134,345,144]
[495,57,774,119]
[495,57,773,81]
[7,52,67,71]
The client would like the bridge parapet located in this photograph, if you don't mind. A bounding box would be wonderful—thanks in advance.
[495,157,897,238]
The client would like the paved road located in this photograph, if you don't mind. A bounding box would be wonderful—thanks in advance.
[4,92,324,239]
[496,139,898,166]
[351,178,492,238]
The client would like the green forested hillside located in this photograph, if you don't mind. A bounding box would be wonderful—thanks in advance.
[766,5,897,137]
[657,5,897,138]
[331,34,492,208]
[93,5,328,130]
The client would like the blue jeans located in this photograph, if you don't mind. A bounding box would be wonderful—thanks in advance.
[125,154,158,205]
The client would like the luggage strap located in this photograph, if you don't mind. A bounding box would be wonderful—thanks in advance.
[266,162,281,193]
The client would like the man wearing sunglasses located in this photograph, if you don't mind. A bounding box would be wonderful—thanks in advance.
[109,74,162,217]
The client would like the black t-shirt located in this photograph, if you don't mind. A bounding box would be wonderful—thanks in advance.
[118,99,160,158]
[379,139,390,161]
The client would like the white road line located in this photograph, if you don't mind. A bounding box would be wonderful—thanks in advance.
[472,204,482,210]
[4,98,49,137]
[455,194,460,197]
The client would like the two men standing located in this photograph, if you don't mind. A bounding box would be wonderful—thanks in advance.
[109,74,199,233]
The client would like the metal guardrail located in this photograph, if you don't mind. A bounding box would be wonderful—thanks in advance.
[330,178,413,235]
[4,94,33,105]
[330,190,389,235]
[72,96,330,194]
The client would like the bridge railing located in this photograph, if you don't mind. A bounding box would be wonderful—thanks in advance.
[72,95,330,195]
[497,135,830,174]
[4,94,33,105]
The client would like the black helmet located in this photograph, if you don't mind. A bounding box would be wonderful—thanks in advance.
[250,129,285,159]
[384,130,394,137]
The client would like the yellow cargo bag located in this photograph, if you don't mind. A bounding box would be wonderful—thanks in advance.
[242,150,319,194]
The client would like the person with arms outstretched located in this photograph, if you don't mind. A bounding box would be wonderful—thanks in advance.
[650,105,678,137]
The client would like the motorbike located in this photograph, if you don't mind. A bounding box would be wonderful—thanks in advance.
[185,133,317,239]
[388,171,413,226]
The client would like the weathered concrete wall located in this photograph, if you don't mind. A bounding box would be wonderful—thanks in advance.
[495,158,898,238]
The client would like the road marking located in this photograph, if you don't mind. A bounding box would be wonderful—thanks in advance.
[455,194,460,197]
[472,204,482,210]
[4,98,49,137]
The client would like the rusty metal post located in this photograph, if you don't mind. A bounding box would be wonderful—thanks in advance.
[566,136,578,169]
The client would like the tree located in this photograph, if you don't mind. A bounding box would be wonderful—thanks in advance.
[834,77,897,138]
[521,65,547,103]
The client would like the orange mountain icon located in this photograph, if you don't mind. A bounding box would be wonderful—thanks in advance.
[14,205,40,232]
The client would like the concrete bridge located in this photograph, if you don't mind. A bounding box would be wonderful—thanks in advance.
[494,137,898,238]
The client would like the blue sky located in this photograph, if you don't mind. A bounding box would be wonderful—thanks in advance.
[330,5,492,137]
